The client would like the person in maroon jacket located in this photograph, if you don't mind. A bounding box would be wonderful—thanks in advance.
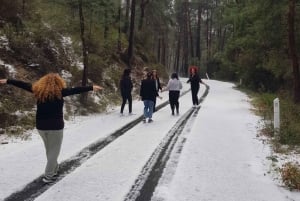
[0,73,102,183]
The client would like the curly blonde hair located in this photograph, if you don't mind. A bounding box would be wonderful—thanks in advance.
[32,73,66,103]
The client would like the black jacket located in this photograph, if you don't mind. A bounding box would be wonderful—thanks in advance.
[140,78,158,102]
[7,79,93,130]
[154,77,162,92]
[120,76,133,97]
[187,74,203,89]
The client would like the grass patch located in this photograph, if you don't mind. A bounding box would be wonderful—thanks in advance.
[248,90,300,190]
[280,162,300,190]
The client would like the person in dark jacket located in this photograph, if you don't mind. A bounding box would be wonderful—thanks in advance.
[152,69,162,113]
[140,72,160,123]
[0,73,102,183]
[119,68,133,115]
[187,67,206,107]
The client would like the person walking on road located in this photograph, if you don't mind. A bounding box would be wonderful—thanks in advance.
[187,67,206,107]
[119,68,133,115]
[164,72,182,115]
[0,73,102,183]
[140,72,160,123]
[152,69,162,113]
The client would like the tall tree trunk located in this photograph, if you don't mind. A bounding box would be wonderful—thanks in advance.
[288,0,300,103]
[157,37,161,63]
[162,36,166,66]
[78,0,88,87]
[124,0,131,34]
[138,0,150,30]
[221,27,227,51]
[127,0,136,67]
[118,0,122,51]
[175,28,181,73]
[183,1,189,75]
[208,9,213,59]
[104,7,109,39]
[196,4,202,61]
[206,9,209,62]
[188,7,194,58]
[22,0,25,16]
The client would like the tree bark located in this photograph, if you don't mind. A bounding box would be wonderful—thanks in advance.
[196,4,202,60]
[162,36,166,66]
[206,9,209,62]
[288,0,300,103]
[118,0,122,51]
[183,1,189,75]
[138,0,150,30]
[175,28,181,74]
[104,6,109,39]
[127,0,136,67]
[123,0,131,34]
[78,0,88,87]
[157,37,161,63]
[188,6,194,58]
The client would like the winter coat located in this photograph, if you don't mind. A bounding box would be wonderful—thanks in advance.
[140,78,158,102]
[154,77,162,92]
[120,76,133,97]
[187,74,203,90]
[7,79,93,130]
[166,78,182,91]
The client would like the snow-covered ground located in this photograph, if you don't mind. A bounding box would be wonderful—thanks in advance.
[0,58,16,77]
[1,79,300,201]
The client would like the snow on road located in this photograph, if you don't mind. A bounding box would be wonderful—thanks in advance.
[1,79,300,201]
[0,79,191,200]
[152,80,300,201]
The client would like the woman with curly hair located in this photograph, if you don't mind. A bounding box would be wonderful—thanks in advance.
[187,67,206,107]
[0,73,102,183]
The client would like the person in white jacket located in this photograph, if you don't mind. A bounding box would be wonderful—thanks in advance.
[164,72,183,115]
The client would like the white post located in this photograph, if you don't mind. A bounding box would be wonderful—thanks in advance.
[206,73,210,80]
[273,98,280,134]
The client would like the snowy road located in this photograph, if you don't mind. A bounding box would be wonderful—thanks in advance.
[1,79,300,201]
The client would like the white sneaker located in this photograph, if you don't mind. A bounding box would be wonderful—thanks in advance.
[42,175,57,184]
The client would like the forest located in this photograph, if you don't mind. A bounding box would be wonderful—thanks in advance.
[0,1,300,149]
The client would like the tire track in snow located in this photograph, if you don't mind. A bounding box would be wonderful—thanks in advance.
[4,90,192,201]
[124,85,209,201]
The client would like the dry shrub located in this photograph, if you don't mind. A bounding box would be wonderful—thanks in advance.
[280,162,300,190]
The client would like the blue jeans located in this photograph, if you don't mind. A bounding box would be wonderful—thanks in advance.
[143,100,154,119]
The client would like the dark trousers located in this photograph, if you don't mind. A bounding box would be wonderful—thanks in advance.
[153,98,156,112]
[169,91,180,114]
[191,87,199,105]
[121,94,132,113]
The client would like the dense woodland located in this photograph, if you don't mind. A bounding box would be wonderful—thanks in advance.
[0,0,300,145]
[0,0,300,190]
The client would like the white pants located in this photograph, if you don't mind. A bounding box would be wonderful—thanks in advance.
[38,129,63,177]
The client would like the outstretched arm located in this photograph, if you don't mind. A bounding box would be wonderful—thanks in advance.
[62,85,103,97]
[199,79,208,86]
[1,79,33,92]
